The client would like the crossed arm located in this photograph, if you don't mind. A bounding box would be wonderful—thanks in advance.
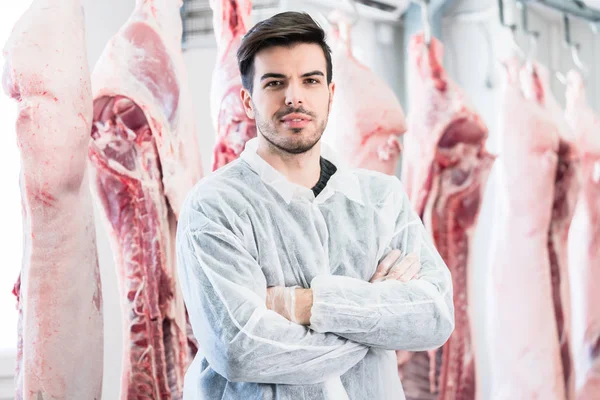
[176,180,454,385]
[265,250,422,325]
[267,184,455,351]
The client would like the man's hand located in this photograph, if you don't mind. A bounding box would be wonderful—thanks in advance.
[370,251,421,283]
[382,253,421,282]
[266,286,313,325]
[370,249,402,282]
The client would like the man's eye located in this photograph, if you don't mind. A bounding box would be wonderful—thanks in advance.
[306,78,319,84]
[266,81,282,87]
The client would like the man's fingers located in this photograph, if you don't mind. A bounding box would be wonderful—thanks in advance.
[397,257,422,282]
[383,253,420,282]
[379,249,403,271]
[370,249,402,282]
[384,260,416,281]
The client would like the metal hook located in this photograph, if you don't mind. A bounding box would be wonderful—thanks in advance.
[498,0,525,59]
[518,0,538,76]
[498,0,517,32]
[563,13,589,76]
[478,22,496,89]
[518,0,539,39]
[564,13,574,47]
[409,0,432,46]
[517,0,539,60]
[571,45,589,74]
[419,0,432,46]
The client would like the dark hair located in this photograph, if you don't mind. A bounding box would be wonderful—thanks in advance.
[236,11,333,94]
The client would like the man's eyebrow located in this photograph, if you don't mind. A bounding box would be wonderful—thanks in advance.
[260,73,287,81]
[301,70,325,77]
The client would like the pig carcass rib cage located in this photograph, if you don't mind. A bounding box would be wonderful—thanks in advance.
[88,0,204,398]
[399,34,494,400]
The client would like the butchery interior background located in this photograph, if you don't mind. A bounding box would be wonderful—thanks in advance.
[1,0,600,399]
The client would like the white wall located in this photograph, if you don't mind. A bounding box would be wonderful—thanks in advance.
[1,0,600,399]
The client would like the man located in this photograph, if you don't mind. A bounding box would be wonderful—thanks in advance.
[176,11,454,400]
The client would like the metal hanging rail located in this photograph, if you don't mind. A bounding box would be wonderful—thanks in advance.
[521,0,600,23]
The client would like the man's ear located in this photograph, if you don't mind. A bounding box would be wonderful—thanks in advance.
[240,87,255,119]
[328,81,335,109]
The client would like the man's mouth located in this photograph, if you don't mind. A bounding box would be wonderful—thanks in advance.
[280,113,312,129]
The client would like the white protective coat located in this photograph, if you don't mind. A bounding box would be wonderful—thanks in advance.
[176,138,454,399]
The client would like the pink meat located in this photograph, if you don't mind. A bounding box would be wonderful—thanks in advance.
[209,0,256,171]
[2,1,103,399]
[565,69,600,400]
[325,12,405,175]
[398,33,494,400]
[486,57,565,400]
[524,63,579,398]
[88,0,203,398]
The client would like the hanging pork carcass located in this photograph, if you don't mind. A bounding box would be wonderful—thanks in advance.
[399,33,494,400]
[324,11,405,175]
[2,0,104,398]
[88,0,204,398]
[210,0,256,170]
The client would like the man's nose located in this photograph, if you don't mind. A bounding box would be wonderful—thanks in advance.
[284,82,304,107]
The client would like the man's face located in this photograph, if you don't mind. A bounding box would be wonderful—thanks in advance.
[241,43,335,155]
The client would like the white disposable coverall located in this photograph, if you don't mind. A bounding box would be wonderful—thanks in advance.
[176,137,454,399]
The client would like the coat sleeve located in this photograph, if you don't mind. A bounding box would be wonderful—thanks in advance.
[308,177,455,351]
[176,205,369,385]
